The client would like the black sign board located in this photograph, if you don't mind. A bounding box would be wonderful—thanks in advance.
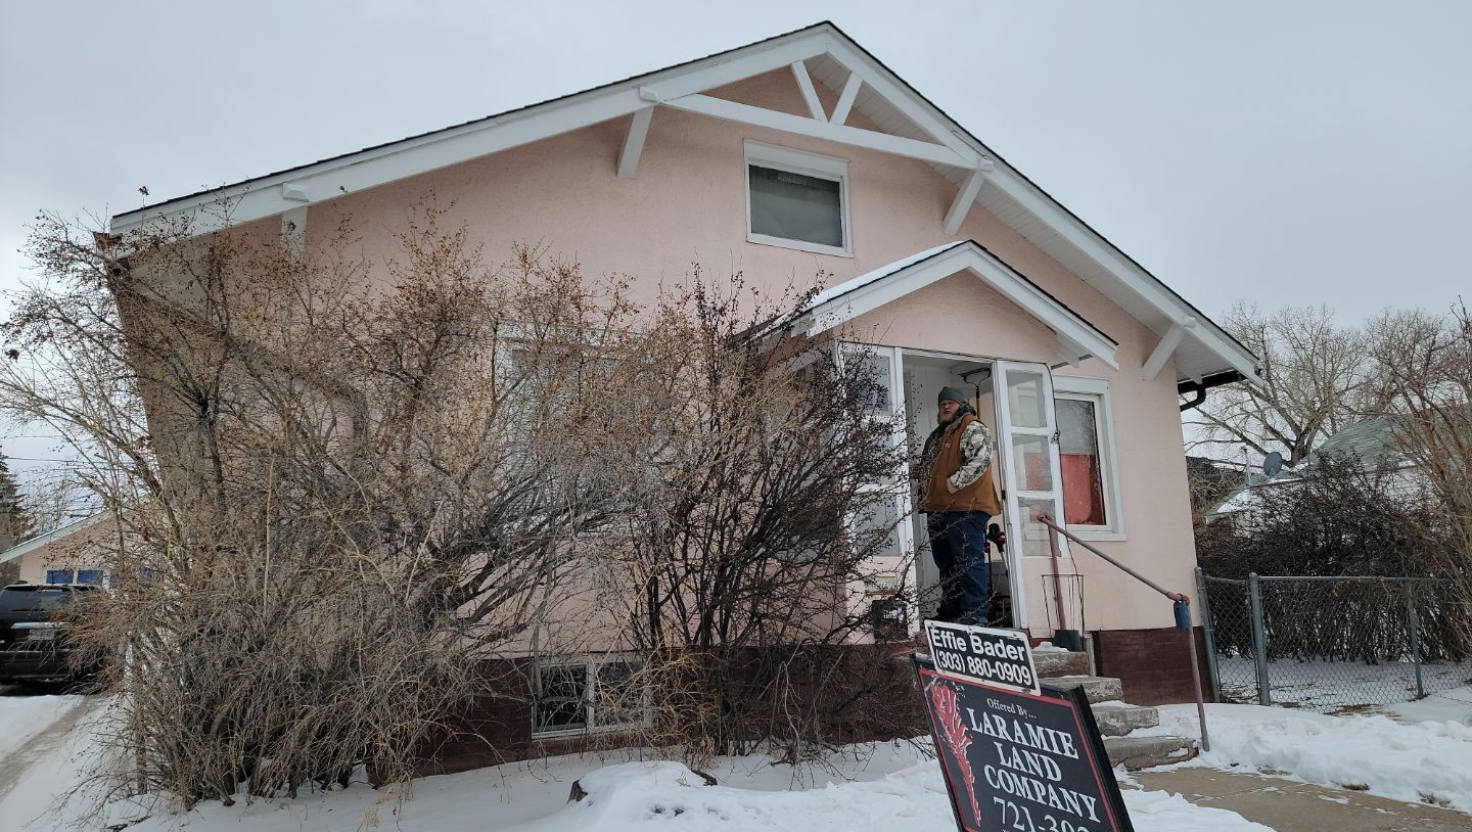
[925,620,1040,694]
[914,655,1134,832]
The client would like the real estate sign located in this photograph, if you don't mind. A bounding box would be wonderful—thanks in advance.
[915,652,1133,832]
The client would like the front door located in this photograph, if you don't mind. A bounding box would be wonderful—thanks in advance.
[991,360,1070,631]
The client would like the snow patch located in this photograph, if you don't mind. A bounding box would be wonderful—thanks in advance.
[1144,700,1472,814]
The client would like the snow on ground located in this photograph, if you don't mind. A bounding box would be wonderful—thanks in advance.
[10,686,1472,831]
[503,759,1272,832]
[0,704,1272,832]
[1215,656,1472,712]
[1385,684,1472,724]
[1142,693,1472,814]
[0,691,85,758]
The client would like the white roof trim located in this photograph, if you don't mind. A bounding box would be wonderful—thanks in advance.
[798,241,1119,370]
[107,22,1254,385]
[0,513,108,566]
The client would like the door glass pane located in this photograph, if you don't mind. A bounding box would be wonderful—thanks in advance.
[1011,434,1054,493]
[1018,497,1064,558]
[1005,370,1048,428]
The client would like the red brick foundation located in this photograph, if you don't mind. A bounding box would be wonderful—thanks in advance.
[409,643,927,778]
[1091,627,1212,706]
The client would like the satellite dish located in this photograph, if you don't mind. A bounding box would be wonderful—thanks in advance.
[1263,451,1284,478]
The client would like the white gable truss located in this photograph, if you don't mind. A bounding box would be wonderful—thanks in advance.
[108,22,1258,390]
[797,241,1119,371]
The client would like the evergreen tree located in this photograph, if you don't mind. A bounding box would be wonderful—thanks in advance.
[0,451,30,552]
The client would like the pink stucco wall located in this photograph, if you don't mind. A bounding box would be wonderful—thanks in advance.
[301,69,1197,634]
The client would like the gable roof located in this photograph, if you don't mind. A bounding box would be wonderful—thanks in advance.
[0,513,108,566]
[796,241,1119,369]
[108,21,1259,390]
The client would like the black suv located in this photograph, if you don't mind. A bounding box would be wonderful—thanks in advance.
[0,583,103,685]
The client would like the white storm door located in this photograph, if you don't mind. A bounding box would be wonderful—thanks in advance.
[992,360,1070,629]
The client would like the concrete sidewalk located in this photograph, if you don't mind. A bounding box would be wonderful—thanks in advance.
[1133,768,1469,832]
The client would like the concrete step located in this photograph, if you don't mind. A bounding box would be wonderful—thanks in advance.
[1031,649,1089,677]
[1091,703,1160,737]
[1103,735,1198,771]
[1039,675,1123,704]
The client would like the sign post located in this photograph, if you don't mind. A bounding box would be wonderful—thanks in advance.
[916,623,1133,832]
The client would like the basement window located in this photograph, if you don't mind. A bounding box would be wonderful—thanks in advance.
[745,141,851,256]
[532,655,649,738]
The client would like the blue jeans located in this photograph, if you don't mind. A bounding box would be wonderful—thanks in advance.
[928,511,992,624]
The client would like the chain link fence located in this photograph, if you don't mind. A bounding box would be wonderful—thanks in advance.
[1198,569,1472,713]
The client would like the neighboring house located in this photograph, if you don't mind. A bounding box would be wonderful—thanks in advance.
[1203,417,1418,525]
[0,514,116,588]
[108,24,1260,716]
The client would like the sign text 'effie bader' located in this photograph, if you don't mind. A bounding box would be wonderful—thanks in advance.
[925,619,1040,694]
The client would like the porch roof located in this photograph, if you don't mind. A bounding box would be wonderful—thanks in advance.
[794,241,1120,370]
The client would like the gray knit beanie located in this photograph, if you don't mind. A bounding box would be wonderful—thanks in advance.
[937,386,968,407]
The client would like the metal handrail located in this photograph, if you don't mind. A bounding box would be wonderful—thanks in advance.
[1037,513,1210,753]
[1038,514,1187,603]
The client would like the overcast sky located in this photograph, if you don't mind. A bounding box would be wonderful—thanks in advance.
[2,1,1469,483]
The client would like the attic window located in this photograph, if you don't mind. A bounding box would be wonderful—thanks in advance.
[745,141,851,256]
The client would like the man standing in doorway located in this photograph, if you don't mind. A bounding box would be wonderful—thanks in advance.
[919,386,1002,624]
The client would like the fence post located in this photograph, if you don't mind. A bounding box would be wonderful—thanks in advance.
[1406,584,1425,700]
[1248,572,1271,706]
[1196,567,1222,703]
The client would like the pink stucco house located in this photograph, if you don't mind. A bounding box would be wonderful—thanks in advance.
[108,23,1259,709]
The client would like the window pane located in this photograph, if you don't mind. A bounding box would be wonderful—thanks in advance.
[594,661,644,728]
[1057,398,1107,526]
[75,570,106,586]
[848,349,892,416]
[851,495,902,558]
[535,664,588,732]
[45,569,73,585]
[749,165,843,247]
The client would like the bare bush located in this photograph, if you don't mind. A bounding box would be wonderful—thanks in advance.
[1,207,917,808]
[588,276,919,766]
[1196,455,1470,662]
[3,207,641,806]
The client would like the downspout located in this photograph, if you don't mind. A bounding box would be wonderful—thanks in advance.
[1178,370,1248,413]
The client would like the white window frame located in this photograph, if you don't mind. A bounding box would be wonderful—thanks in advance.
[1052,376,1126,541]
[744,140,853,257]
[531,654,651,739]
[42,567,113,588]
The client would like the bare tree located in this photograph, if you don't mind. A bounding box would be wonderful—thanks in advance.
[1366,301,1472,647]
[1187,303,1369,467]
